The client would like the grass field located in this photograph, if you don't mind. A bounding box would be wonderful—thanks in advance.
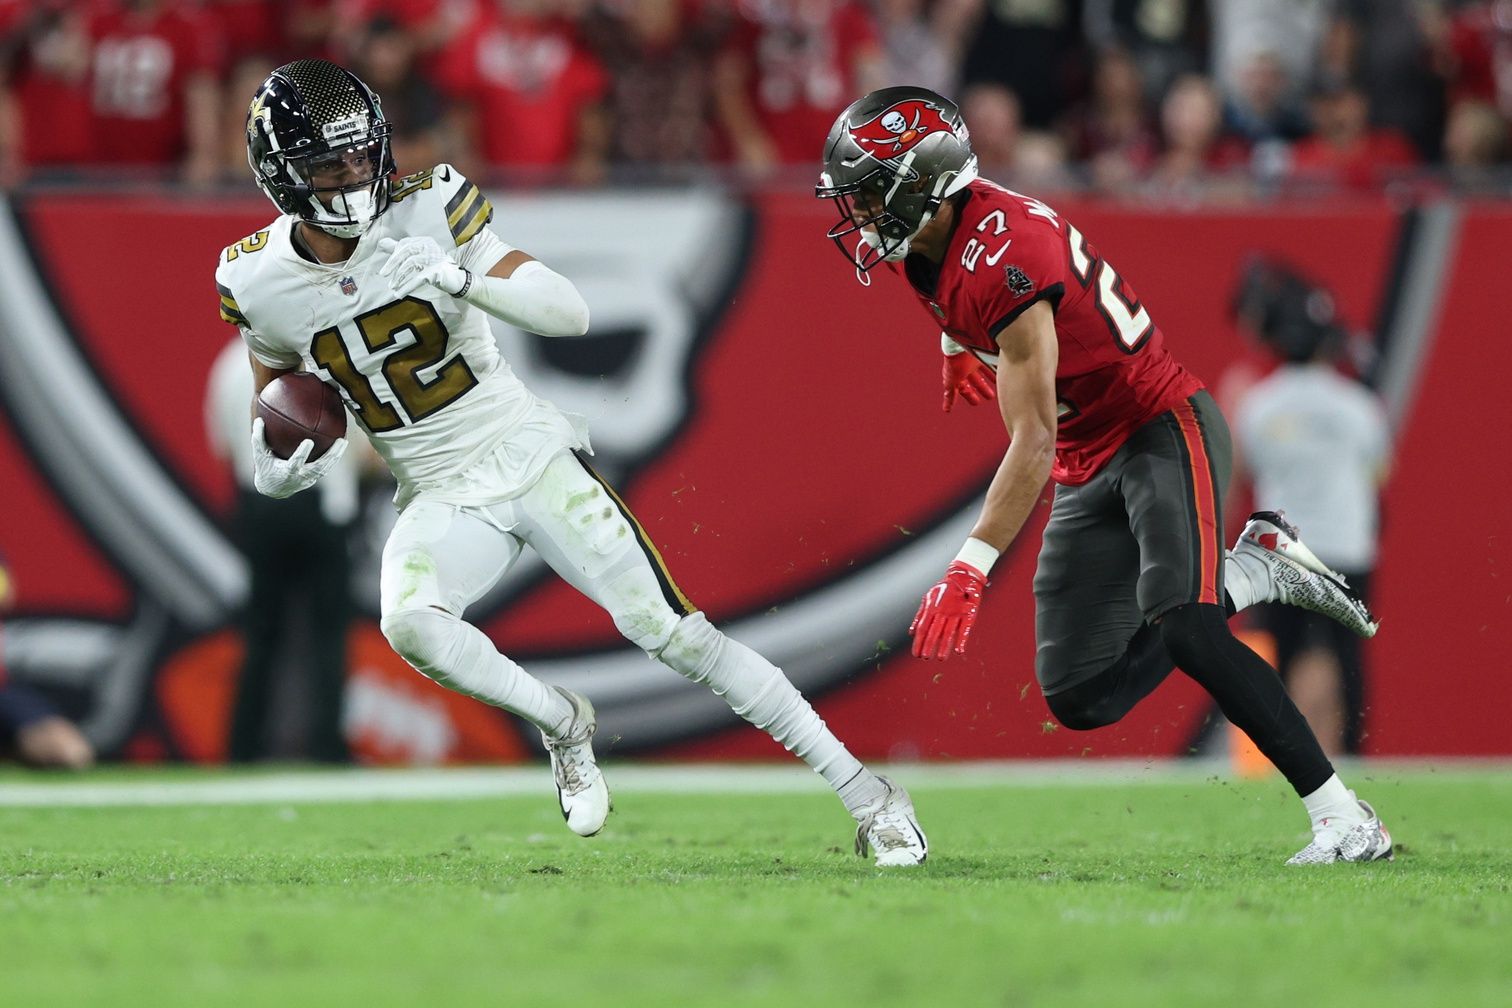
[1,762,1508,1008]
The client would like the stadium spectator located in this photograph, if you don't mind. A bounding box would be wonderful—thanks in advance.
[1145,73,1250,201]
[87,0,227,185]
[957,0,1085,133]
[958,80,1022,173]
[1221,49,1312,147]
[1082,0,1208,103]
[0,555,94,770]
[957,80,1072,193]
[712,0,885,174]
[1439,0,1512,118]
[1210,0,1328,108]
[1443,98,1511,191]
[347,15,452,174]
[432,0,609,185]
[1322,0,1447,160]
[1288,76,1420,192]
[205,0,288,61]
[872,0,974,99]
[206,338,363,764]
[1233,257,1390,756]
[578,0,732,177]
[331,0,477,65]
[1059,46,1158,193]
[0,1,94,186]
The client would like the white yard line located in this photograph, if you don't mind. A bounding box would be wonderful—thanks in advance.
[0,758,1502,808]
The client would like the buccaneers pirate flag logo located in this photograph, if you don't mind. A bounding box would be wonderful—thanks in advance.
[849,99,956,170]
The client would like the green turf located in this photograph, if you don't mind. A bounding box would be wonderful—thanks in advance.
[1,767,1508,1008]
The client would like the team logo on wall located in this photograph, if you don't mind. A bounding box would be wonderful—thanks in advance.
[0,187,975,762]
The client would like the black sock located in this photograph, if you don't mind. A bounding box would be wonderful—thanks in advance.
[1158,602,1333,795]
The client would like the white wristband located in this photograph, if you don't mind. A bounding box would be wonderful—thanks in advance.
[953,537,1000,575]
[941,332,968,355]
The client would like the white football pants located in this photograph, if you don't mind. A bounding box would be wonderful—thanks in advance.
[377,451,881,812]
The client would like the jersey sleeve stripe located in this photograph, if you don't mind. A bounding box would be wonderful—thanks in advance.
[452,200,493,247]
[446,183,492,245]
[444,179,478,220]
[217,285,248,325]
[446,182,481,228]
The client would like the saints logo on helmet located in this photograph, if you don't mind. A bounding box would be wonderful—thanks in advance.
[245,59,396,239]
[816,86,979,272]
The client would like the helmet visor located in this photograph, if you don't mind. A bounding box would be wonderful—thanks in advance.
[291,135,387,192]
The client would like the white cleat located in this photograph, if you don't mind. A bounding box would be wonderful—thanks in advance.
[1234,510,1380,638]
[1287,799,1394,865]
[541,686,611,837]
[854,776,928,867]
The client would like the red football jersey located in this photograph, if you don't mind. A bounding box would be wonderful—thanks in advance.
[897,179,1202,485]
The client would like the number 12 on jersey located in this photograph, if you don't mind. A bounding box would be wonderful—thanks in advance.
[311,297,479,432]
[1066,222,1153,353]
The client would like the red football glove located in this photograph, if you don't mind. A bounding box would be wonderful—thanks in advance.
[942,351,996,412]
[910,561,989,659]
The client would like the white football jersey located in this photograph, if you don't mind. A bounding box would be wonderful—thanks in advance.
[215,164,586,506]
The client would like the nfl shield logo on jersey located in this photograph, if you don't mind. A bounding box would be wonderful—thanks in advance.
[340,275,358,296]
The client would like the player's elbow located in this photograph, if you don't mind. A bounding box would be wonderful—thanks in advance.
[535,276,591,337]
[1010,423,1058,474]
[1008,422,1056,468]
[559,292,590,337]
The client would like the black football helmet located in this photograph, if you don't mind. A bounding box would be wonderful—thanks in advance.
[816,85,979,272]
[245,59,395,238]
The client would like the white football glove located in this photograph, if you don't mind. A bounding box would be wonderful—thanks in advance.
[250,416,348,499]
[377,235,469,298]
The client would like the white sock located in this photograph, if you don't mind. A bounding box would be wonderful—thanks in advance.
[1300,773,1366,832]
[390,609,574,736]
[659,613,888,816]
[1224,548,1273,612]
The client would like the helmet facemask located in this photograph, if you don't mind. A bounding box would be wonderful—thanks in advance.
[818,156,941,272]
[280,130,393,239]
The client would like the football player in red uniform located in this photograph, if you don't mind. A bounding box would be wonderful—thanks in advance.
[817,86,1392,865]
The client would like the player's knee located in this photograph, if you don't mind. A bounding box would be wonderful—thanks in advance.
[654,611,722,681]
[1157,602,1230,670]
[380,605,461,677]
[612,599,682,654]
[1044,690,1120,731]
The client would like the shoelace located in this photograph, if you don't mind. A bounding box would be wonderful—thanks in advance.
[546,725,596,795]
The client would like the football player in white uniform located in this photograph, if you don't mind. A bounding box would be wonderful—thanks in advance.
[215,59,927,866]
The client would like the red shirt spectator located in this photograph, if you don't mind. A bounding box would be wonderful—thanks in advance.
[714,0,885,169]
[1289,81,1420,191]
[1,2,96,174]
[331,0,476,67]
[1444,2,1512,116]
[434,2,608,177]
[205,0,287,62]
[87,1,226,173]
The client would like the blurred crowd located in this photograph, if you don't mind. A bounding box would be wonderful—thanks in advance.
[2,0,1511,198]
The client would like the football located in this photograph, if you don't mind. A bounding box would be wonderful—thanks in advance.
[256,372,346,461]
